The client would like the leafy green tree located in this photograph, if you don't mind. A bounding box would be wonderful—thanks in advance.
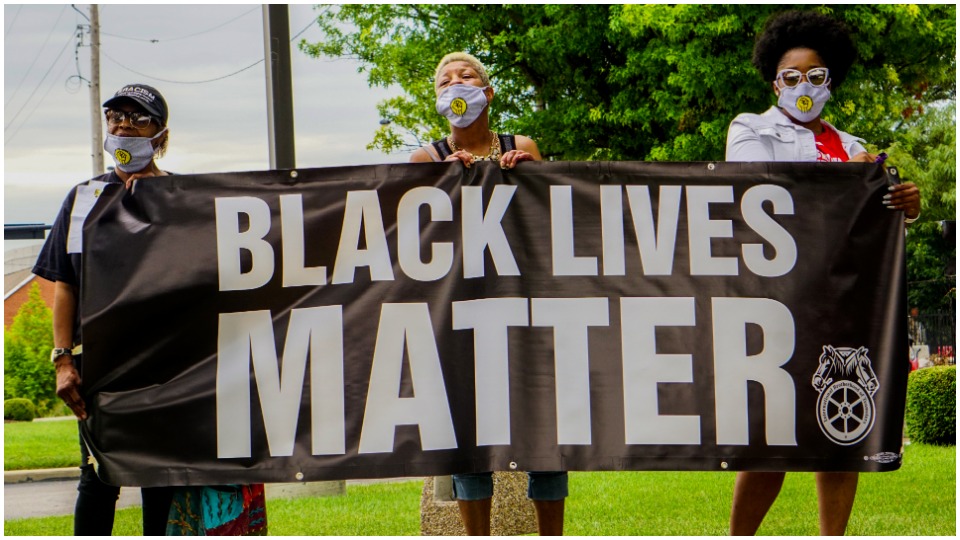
[4,282,56,414]
[889,103,957,312]
[301,4,954,161]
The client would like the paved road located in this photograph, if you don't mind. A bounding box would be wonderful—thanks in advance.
[4,479,141,520]
[4,476,423,521]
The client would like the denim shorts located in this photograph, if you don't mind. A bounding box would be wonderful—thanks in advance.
[451,471,568,501]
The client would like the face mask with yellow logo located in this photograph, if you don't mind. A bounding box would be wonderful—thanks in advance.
[777,82,830,123]
[103,128,167,172]
[435,85,488,128]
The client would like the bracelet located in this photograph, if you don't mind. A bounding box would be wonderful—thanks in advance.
[905,211,920,224]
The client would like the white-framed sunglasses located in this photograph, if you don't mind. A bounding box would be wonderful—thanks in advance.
[776,67,830,88]
[104,109,156,129]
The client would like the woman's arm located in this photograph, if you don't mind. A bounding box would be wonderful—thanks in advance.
[848,149,922,221]
[884,182,921,221]
[411,143,477,167]
[725,118,774,162]
[53,281,86,420]
[500,135,542,169]
[409,147,436,163]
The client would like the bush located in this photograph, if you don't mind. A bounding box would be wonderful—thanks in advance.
[905,365,956,445]
[5,398,37,422]
[4,282,56,415]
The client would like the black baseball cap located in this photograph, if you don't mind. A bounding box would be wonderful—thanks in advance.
[102,84,168,125]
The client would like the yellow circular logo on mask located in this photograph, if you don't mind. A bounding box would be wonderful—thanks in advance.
[114,149,132,165]
[796,95,814,114]
[451,97,468,116]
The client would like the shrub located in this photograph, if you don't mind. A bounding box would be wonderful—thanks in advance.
[4,398,37,422]
[905,365,956,445]
[4,282,56,415]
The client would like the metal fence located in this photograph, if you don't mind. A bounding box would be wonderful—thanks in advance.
[913,312,957,364]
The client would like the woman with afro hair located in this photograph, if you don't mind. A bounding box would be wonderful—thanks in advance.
[726,10,920,535]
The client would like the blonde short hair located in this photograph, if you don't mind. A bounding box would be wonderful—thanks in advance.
[434,52,490,87]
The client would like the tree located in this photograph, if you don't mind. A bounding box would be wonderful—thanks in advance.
[4,282,56,414]
[301,4,955,161]
[890,103,957,313]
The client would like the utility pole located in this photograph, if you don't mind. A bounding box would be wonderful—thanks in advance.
[89,4,104,176]
[262,4,296,170]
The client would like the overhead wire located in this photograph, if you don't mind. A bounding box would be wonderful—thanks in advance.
[100,15,320,85]
[100,5,259,43]
[5,5,69,107]
[4,32,75,130]
[6,7,327,145]
[102,52,265,84]
[4,59,72,145]
[4,4,24,37]
[69,3,89,22]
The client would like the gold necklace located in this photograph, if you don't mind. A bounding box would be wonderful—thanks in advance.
[448,131,501,161]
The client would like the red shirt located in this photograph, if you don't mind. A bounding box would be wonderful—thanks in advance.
[815,124,849,162]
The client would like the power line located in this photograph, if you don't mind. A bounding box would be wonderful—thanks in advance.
[102,51,264,84]
[101,6,259,43]
[4,4,24,37]
[4,32,75,130]
[4,59,72,145]
[69,3,89,22]
[291,15,318,41]
[4,5,69,107]
[98,17,319,85]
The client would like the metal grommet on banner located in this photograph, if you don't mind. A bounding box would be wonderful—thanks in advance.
[707,163,716,171]
[888,167,898,177]
[508,461,518,470]
[720,461,729,470]
[295,472,304,481]
[290,170,299,179]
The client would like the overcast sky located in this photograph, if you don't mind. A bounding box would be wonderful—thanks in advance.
[4,3,402,237]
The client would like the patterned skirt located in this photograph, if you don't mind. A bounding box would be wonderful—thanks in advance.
[166,484,267,536]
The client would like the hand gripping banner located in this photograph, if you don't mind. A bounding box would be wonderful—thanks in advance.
[79,161,908,487]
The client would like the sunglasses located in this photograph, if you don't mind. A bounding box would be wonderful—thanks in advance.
[776,67,830,88]
[104,109,157,129]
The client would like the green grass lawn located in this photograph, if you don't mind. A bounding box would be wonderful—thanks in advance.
[4,436,954,536]
[3,419,80,470]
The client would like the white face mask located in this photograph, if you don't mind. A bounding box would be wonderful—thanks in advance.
[103,128,166,172]
[777,82,831,123]
[435,84,489,128]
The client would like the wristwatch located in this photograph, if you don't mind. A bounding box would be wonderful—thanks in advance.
[50,348,73,362]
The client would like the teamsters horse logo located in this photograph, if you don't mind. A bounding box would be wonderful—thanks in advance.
[811,345,879,446]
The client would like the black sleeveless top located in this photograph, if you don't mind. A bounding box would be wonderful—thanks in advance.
[429,134,517,161]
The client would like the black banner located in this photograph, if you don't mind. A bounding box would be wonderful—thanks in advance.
[80,161,908,487]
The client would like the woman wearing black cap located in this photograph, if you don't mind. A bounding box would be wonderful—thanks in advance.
[725,12,920,535]
[38,83,268,536]
[35,83,176,536]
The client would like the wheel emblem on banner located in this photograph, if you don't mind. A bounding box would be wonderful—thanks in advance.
[811,345,879,446]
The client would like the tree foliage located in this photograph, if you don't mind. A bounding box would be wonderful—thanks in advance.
[302,4,954,161]
[891,103,957,311]
[302,4,956,314]
[4,282,56,414]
